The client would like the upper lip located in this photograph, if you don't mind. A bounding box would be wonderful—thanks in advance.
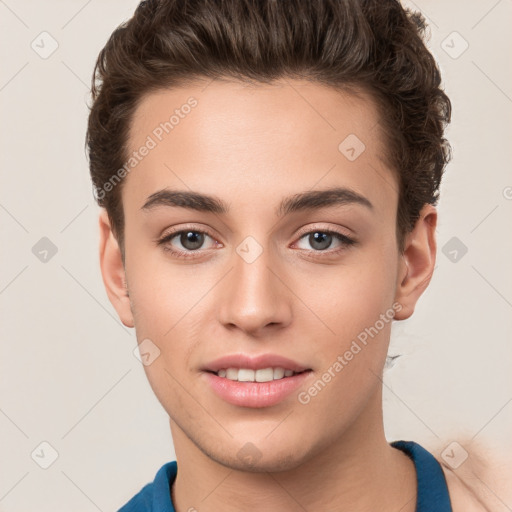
[203,353,311,373]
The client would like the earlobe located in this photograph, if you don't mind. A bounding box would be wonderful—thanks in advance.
[98,209,134,328]
[394,204,437,321]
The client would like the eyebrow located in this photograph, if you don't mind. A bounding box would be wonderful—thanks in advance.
[141,187,374,217]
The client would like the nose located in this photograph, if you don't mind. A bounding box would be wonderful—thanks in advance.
[217,242,293,336]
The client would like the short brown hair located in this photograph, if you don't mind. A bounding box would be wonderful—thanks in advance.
[86,0,452,257]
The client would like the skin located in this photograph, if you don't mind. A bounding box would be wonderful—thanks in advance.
[437,438,512,512]
[98,78,440,511]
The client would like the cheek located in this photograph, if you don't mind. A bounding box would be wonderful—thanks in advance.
[126,252,209,384]
[291,243,399,396]
[126,241,203,335]
[129,270,202,412]
[293,265,396,419]
[126,226,399,348]
[301,249,397,340]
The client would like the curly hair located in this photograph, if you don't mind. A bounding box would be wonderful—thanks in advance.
[86,0,452,257]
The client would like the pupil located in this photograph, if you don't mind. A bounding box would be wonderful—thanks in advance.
[310,232,332,250]
[181,231,204,250]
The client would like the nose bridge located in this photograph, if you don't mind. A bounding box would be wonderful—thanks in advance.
[218,234,292,333]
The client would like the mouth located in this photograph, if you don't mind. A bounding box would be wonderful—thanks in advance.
[201,353,313,407]
[202,368,313,408]
[205,367,312,382]
[202,353,312,379]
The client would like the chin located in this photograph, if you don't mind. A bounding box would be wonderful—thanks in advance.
[203,440,310,473]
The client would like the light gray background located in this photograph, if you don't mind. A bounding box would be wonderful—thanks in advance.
[1,0,511,510]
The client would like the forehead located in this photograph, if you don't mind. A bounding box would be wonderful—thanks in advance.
[123,78,398,218]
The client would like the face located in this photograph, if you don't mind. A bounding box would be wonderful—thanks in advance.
[100,78,435,472]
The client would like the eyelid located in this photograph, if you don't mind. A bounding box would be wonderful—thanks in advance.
[157,224,220,243]
[155,225,222,258]
[156,223,356,258]
[157,223,353,242]
[293,223,354,242]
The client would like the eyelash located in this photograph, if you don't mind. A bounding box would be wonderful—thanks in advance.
[156,226,356,260]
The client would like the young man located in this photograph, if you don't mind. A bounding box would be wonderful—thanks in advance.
[86,0,502,510]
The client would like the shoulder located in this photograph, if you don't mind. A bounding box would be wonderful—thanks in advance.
[431,439,512,512]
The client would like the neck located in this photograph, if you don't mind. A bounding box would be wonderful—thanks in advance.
[170,388,417,512]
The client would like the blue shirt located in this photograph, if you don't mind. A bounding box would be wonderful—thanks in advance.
[118,440,452,511]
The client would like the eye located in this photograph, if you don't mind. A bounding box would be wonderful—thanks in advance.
[156,226,356,260]
[294,229,356,253]
[157,228,218,258]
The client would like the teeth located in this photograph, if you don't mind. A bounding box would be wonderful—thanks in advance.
[238,369,255,382]
[255,368,274,382]
[215,367,302,382]
[273,367,285,380]
[226,368,239,380]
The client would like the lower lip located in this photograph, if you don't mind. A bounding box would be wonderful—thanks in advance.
[202,371,312,408]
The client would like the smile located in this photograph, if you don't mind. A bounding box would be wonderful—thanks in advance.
[211,367,307,382]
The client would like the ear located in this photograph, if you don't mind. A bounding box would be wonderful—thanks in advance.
[98,209,134,328]
[394,204,437,321]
